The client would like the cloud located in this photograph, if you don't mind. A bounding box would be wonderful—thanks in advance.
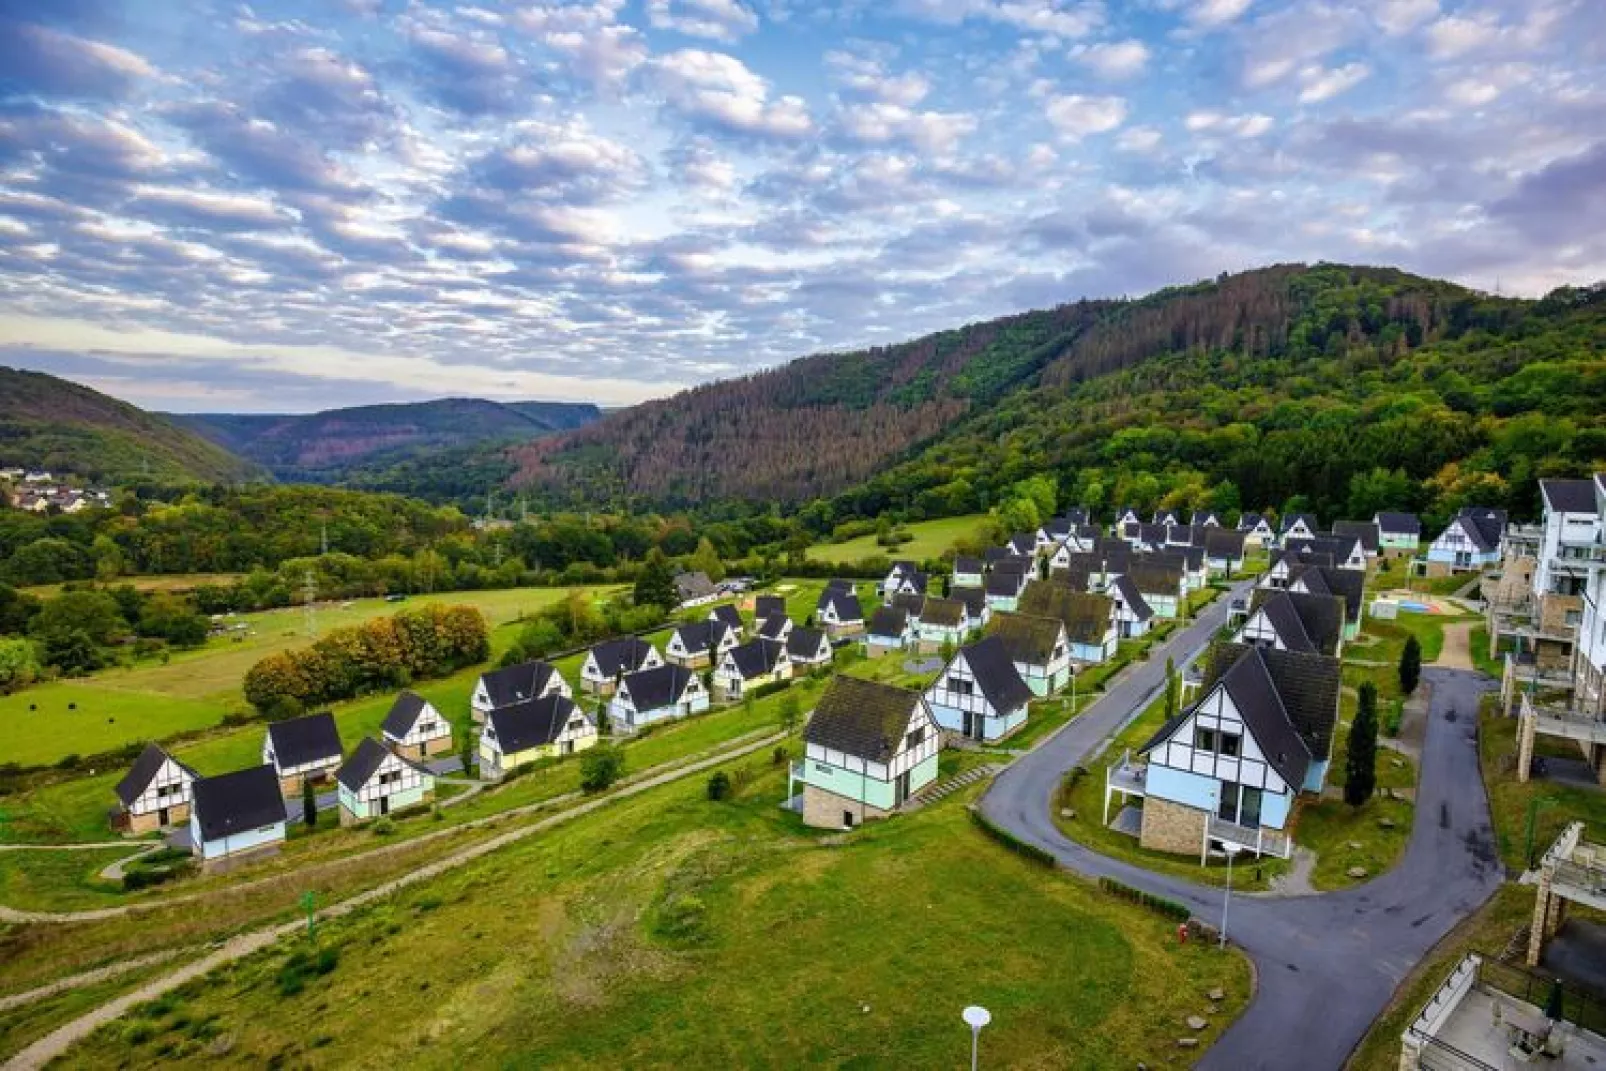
[1186,111,1275,137]
[1297,62,1369,103]
[825,51,931,106]
[837,102,978,154]
[652,49,812,139]
[1074,39,1150,80]
[127,186,290,231]
[1185,0,1254,29]
[1044,94,1127,139]
[0,20,156,99]
[898,0,1104,39]
[647,0,760,41]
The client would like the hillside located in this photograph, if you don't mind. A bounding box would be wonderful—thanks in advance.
[170,397,600,486]
[516,264,1606,526]
[0,367,264,485]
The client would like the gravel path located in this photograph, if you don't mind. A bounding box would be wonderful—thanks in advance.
[1435,620,1475,671]
[2,729,787,1070]
[0,949,194,1015]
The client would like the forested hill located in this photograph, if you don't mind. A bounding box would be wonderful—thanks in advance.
[516,264,1606,528]
[0,368,265,485]
[170,397,600,486]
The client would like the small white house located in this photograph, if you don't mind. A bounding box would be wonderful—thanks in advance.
[665,620,739,668]
[817,589,866,638]
[786,626,833,669]
[713,638,791,701]
[188,765,288,872]
[479,695,597,779]
[924,635,1034,742]
[987,611,1074,694]
[381,691,454,759]
[472,660,569,723]
[608,664,709,733]
[794,676,940,829]
[581,637,662,696]
[864,606,912,657]
[262,712,343,797]
[113,743,199,835]
[1237,512,1275,548]
[337,738,436,824]
[1108,575,1154,639]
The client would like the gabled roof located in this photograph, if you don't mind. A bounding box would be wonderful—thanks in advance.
[672,619,732,656]
[953,556,983,574]
[590,636,656,678]
[1332,520,1379,554]
[991,555,1034,576]
[890,591,925,618]
[674,570,715,602]
[818,589,864,621]
[868,605,910,638]
[787,626,828,660]
[1126,562,1182,596]
[1285,535,1351,562]
[982,547,1013,564]
[957,636,1034,712]
[1373,510,1420,536]
[1204,527,1246,558]
[920,596,966,627]
[708,604,743,628]
[1237,512,1268,531]
[1108,575,1153,621]
[1191,510,1221,526]
[1017,581,1113,639]
[725,638,786,679]
[192,766,287,842]
[382,690,441,740]
[1205,642,1342,767]
[949,584,987,620]
[756,614,791,641]
[985,570,1027,597]
[1279,512,1319,534]
[1132,522,1168,545]
[1152,509,1180,526]
[1248,589,1345,656]
[1454,506,1506,550]
[806,676,924,762]
[754,594,787,619]
[487,694,585,754]
[1155,545,1206,570]
[1291,566,1364,623]
[1541,479,1596,515]
[1006,533,1037,555]
[336,737,431,793]
[987,611,1068,663]
[1192,648,1313,790]
[621,663,695,710]
[266,712,342,768]
[886,560,918,576]
[115,743,196,807]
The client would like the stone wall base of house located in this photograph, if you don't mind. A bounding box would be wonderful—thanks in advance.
[394,736,453,761]
[801,785,892,830]
[199,842,281,875]
[666,653,711,670]
[1139,797,1208,857]
[826,623,865,641]
[1421,561,1462,579]
[277,771,334,799]
[863,642,898,659]
[120,803,190,835]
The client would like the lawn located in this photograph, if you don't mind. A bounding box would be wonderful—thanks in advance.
[1345,612,1470,666]
[58,762,1251,1070]
[1479,700,1606,871]
[20,573,245,598]
[0,846,132,912]
[806,512,991,564]
[1468,624,1506,679]
[0,584,615,769]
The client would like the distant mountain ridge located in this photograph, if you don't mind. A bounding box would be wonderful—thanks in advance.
[0,367,265,485]
[169,397,600,485]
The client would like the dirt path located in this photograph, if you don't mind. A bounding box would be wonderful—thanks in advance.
[2,729,787,1070]
[0,949,194,1015]
[1435,621,1475,671]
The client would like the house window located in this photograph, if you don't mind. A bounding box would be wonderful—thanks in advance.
[843,811,856,829]
[1194,727,1216,752]
[1219,733,1241,758]
[947,676,974,695]
[906,727,925,750]
[815,762,833,774]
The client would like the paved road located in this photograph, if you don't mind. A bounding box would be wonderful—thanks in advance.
[980,587,1504,1071]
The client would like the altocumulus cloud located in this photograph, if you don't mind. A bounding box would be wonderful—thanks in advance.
[0,0,1599,410]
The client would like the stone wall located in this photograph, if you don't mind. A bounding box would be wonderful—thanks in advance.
[1139,796,1207,858]
[802,784,891,830]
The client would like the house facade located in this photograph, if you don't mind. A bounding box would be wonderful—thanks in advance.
[337,738,436,823]
[817,589,866,639]
[607,664,709,732]
[864,606,911,657]
[1108,575,1154,638]
[113,743,198,834]
[188,765,288,872]
[914,596,972,652]
[1237,513,1275,548]
[664,620,738,669]
[924,636,1034,741]
[712,638,791,701]
[381,691,454,759]
[987,612,1073,694]
[581,637,662,696]
[1424,507,1506,575]
[479,694,597,779]
[795,676,940,828]
[471,660,569,723]
[786,626,832,670]
[1373,511,1421,556]
[262,712,343,797]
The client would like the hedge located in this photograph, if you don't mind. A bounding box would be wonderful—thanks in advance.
[968,806,1056,867]
[1098,876,1191,921]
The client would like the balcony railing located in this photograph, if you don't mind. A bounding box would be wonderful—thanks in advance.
[1106,750,1147,796]
[1207,815,1292,859]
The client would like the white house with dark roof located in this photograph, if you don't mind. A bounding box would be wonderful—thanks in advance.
[1237,512,1275,548]
[914,595,973,652]
[188,765,288,871]
[381,691,453,759]
[1425,507,1506,575]
[1153,508,1181,528]
[793,676,939,829]
[712,638,791,701]
[1191,509,1222,528]
[754,614,793,643]
[879,561,920,598]
[113,743,199,834]
[337,738,436,823]
[471,660,569,723]
[1373,511,1421,556]
[673,570,719,608]
[607,664,708,733]
[863,605,912,657]
[1286,534,1366,572]
[479,694,596,779]
[786,625,832,670]
[953,556,984,588]
[1114,506,1142,532]
[1203,528,1247,576]
[581,636,662,696]
[665,619,738,669]
[983,568,1029,613]
[924,635,1034,742]
[753,594,787,620]
[262,712,343,797]
[1277,513,1320,546]
[707,603,744,633]
[1332,520,1380,559]
[1233,589,1347,657]
[1107,575,1154,638]
[816,588,865,639]
[987,611,1074,693]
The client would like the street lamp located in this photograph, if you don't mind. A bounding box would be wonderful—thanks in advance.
[1219,844,1243,949]
[962,1005,991,1071]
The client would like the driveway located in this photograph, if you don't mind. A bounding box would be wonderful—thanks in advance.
[979,585,1504,1071]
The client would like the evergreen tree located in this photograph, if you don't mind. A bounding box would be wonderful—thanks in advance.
[634,548,678,612]
[1399,635,1422,695]
[1164,656,1178,720]
[459,731,474,778]
[302,778,318,828]
[1345,681,1379,806]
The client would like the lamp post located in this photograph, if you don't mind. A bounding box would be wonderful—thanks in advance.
[962,1005,991,1071]
[1219,844,1242,949]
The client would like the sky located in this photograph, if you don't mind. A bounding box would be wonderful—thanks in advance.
[0,0,1601,413]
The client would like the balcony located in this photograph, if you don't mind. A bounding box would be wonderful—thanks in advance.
[1207,815,1292,859]
[1106,750,1147,795]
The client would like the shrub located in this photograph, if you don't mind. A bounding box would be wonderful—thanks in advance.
[579,745,625,793]
[652,894,709,943]
[1098,876,1191,921]
[371,817,396,836]
[771,745,790,766]
[706,771,731,801]
[968,807,1055,867]
[1383,697,1404,737]
[276,946,339,996]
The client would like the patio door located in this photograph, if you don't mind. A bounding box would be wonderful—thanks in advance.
[1217,781,1240,823]
[1240,787,1262,828]
[895,770,911,805]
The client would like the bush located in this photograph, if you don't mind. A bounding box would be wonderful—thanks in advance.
[1399,635,1421,695]
[771,745,790,766]
[706,771,731,801]
[1383,698,1404,737]
[1098,876,1191,921]
[749,678,791,701]
[968,807,1056,867]
[579,745,625,793]
[276,946,339,996]
[371,817,396,836]
[652,893,709,943]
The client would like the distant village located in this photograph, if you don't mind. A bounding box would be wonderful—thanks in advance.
[0,467,112,514]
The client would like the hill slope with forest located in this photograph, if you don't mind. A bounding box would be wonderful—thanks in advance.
[517,264,1606,529]
[170,397,600,486]
[0,367,265,485]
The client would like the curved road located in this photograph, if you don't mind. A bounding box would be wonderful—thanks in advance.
[980,585,1503,1070]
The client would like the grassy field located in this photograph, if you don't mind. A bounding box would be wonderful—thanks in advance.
[806,512,991,564]
[1479,700,1606,871]
[21,573,245,598]
[0,585,616,769]
[1345,610,1472,666]
[57,762,1251,1070]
